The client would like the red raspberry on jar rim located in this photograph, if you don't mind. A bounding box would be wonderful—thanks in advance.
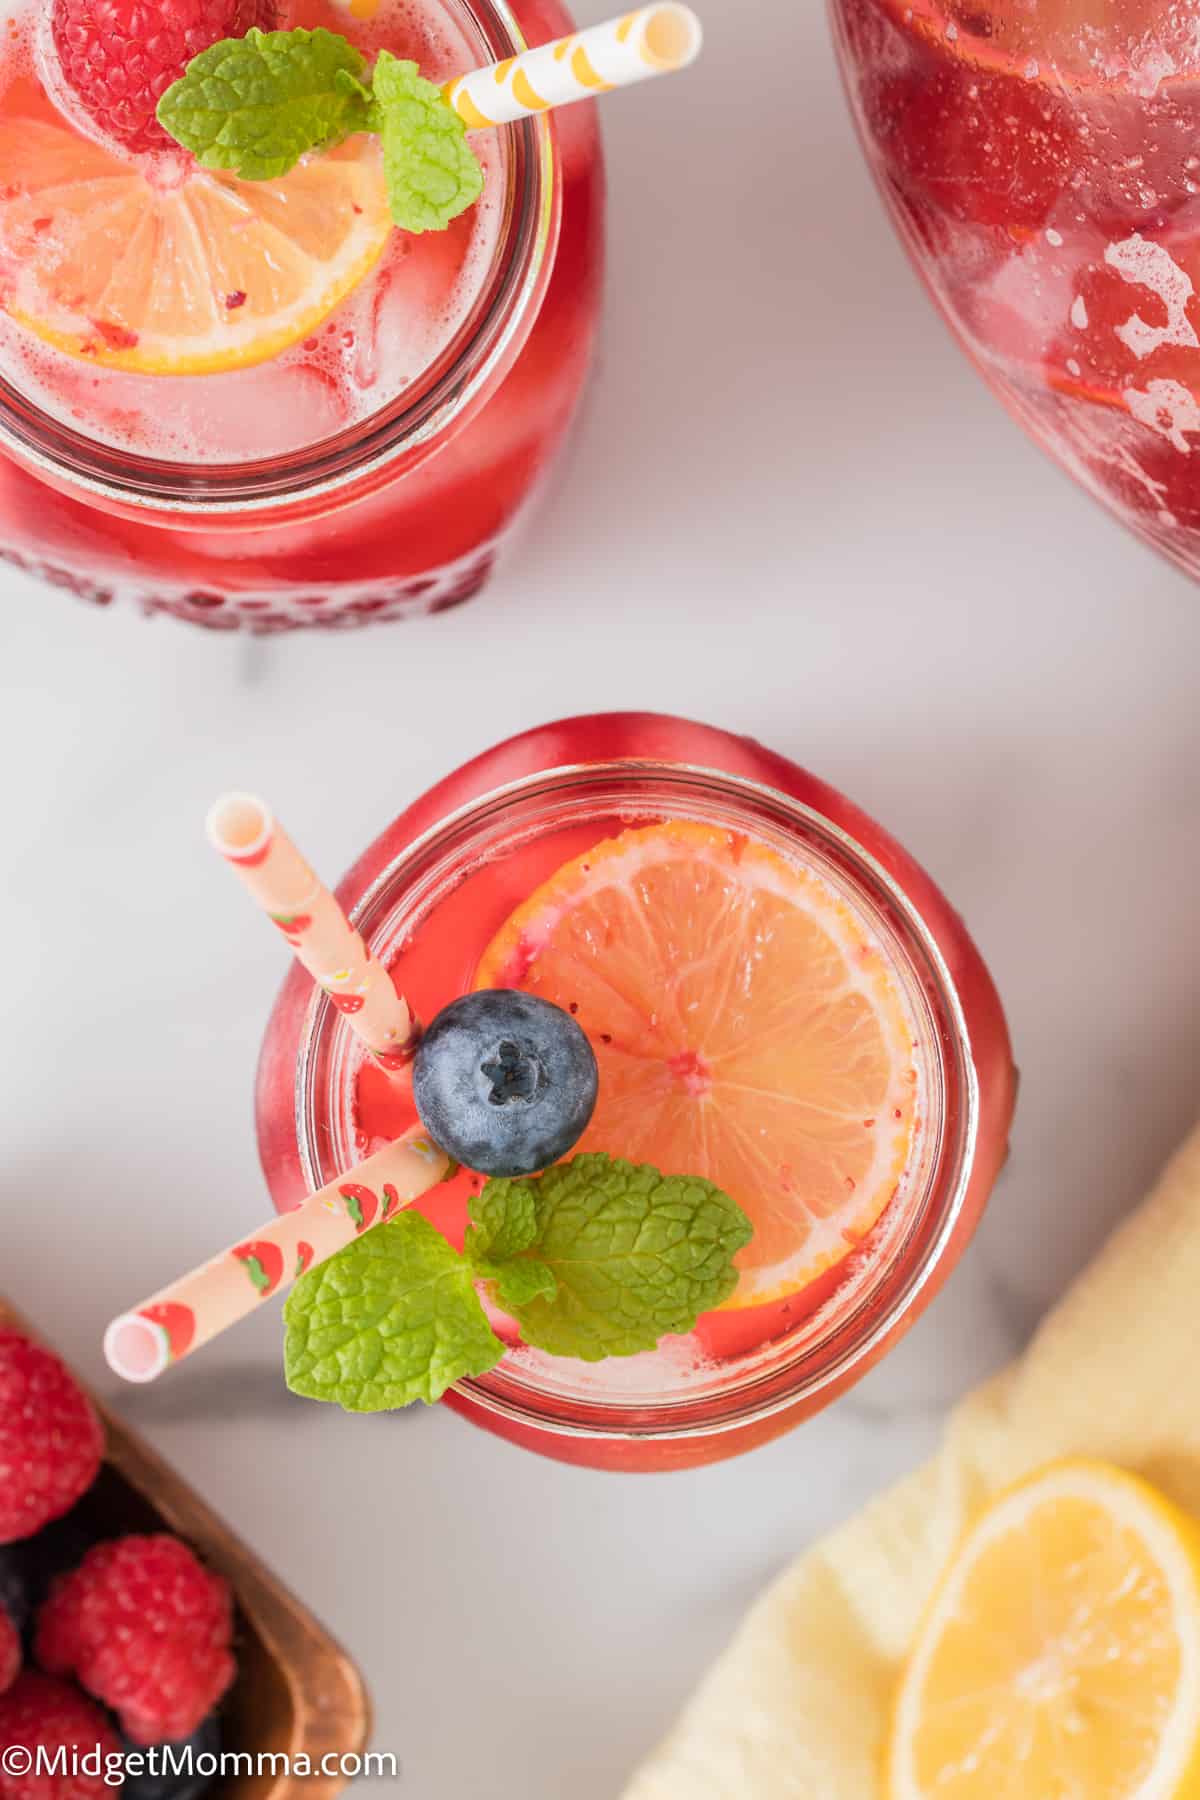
[50,0,274,157]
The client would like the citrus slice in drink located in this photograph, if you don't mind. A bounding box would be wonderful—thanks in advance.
[474,821,920,1308]
[0,95,392,375]
[887,1461,1200,1800]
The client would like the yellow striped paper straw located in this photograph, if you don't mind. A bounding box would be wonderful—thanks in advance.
[442,4,702,129]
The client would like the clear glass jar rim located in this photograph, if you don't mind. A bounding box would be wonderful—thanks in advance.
[0,0,557,517]
[293,758,982,1444]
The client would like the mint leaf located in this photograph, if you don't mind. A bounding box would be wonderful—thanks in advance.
[370,52,484,234]
[476,1256,558,1313]
[467,1155,754,1361]
[283,1212,502,1410]
[466,1184,557,1310]
[464,1180,539,1264]
[157,28,371,181]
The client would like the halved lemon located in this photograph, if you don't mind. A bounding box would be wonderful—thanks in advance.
[0,98,392,375]
[474,821,920,1308]
[887,1461,1200,1800]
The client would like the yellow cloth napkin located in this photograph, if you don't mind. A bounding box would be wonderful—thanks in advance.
[624,1123,1200,1800]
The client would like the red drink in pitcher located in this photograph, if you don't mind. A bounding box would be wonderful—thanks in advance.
[832,0,1200,583]
[256,715,1017,1470]
[0,0,602,628]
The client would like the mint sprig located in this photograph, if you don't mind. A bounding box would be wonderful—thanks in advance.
[283,1155,754,1412]
[157,28,484,234]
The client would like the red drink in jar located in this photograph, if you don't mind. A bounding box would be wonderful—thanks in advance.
[0,0,603,628]
[832,0,1200,582]
[256,714,1017,1470]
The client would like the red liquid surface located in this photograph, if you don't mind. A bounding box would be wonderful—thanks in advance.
[833,0,1200,581]
[0,0,603,628]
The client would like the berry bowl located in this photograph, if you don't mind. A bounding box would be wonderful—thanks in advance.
[0,1295,370,1800]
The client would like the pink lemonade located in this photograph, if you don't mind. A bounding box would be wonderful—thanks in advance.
[256,715,1017,1471]
[832,0,1200,582]
[0,0,602,627]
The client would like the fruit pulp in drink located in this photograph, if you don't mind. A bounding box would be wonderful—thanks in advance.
[832,0,1200,582]
[0,0,603,627]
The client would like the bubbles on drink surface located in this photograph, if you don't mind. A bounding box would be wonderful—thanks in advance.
[0,0,503,463]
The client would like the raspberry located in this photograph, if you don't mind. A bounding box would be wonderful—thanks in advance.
[0,1334,103,1546]
[0,1673,122,1800]
[0,1608,18,1696]
[35,1538,234,1746]
[50,0,271,157]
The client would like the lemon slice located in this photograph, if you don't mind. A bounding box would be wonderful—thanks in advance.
[475,821,920,1309]
[0,110,392,375]
[888,1461,1200,1800]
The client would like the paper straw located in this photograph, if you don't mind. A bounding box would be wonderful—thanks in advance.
[207,793,418,1074]
[442,4,702,129]
[104,1129,450,1384]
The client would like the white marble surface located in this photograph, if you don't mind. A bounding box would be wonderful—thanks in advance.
[3,0,1200,1794]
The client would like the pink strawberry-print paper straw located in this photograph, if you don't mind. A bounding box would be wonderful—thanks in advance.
[103,1128,451,1383]
[207,792,419,1072]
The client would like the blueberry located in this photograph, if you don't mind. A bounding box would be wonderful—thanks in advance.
[120,1713,222,1800]
[0,1543,31,1635]
[20,1507,97,1615]
[413,990,598,1177]
[0,1507,96,1647]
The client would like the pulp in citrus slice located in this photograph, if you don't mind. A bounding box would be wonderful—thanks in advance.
[474,822,921,1308]
[887,1461,1200,1800]
[0,92,392,375]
